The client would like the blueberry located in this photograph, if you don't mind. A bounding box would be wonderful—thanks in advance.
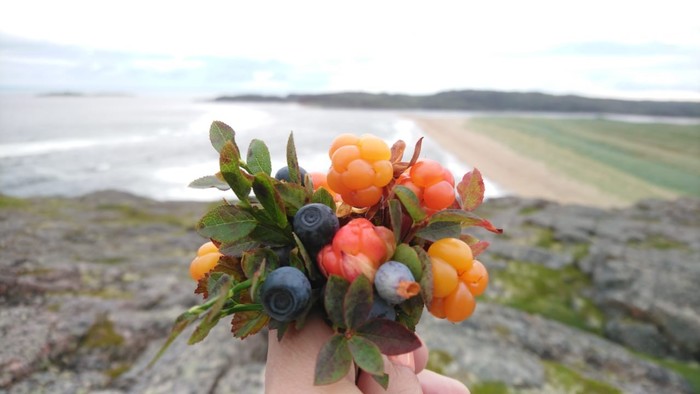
[260,267,312,322]
[374,261,420,305]
[293,203,339,253]
[368,293,396,320]
[275,166,308,185]
[272,245,292,266]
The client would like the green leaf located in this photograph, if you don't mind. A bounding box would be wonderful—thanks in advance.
[324,275,350,329]
[311,187,336,212]
[314,334,352,386]
[148,310,198,367]
[194,272,229,300]
[241,248,278,279]
[396,295,424,332]
[348,335,385,376]
[356,319,422,355]
[430,209,503,234]
[344,275,373,329]
[196,205,256,243]
[231,310,270,339]
[413,246,433,305]
[286,132,302,184]
[457,168,485,211]
[394,185,427,222]
[188,279,231,344]
[209,120,238,154]
[220,140,252,201]
[246,139,272,176]
[415,221,461,242]
[252,173,288,227]
[249,221,292,246]
[392,244,422,281]
[219,237,261,258]
[371,373,390,390]
[274,182,307,217]
[388,199,403,243]
[188,174,230,191]
[293,233,321,281]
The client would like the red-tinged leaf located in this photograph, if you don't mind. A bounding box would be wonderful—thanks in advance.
[286,132,302,185]
[457,168,485,211]
[213,255,246,282]
[210,120,238,154]
[407,137,423,168]
[325,275,350,329]
[220,140,252,201]
[252,173,288,227]
[348,335,384,376]
[344,275,373,329]
[231,310,270,339]
[471,241,490,257]
[148,310,198,367]
[430,209,503,234]
[413,246,433,305]
[246,139,272,176]
[314,334,352,385]
[356,319,421,355]
[194,272,229,300]
[189,174,230,191]
[394,185,427,223]
[196,204,257,243]
[390,140,406,163]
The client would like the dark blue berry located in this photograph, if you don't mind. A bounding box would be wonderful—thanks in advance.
[275,166,307,185]
[368,293,396,320]
[293,203,339,253]
[260,267,311,322]
[272,245,292,266]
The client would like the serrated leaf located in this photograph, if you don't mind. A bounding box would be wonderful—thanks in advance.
[189,279,231,344]
[231,310,270,339]
[348,335,385,376]
[246,139,272,176]
[275,182,307,216]
[344,275,373,329]
[394,185,427,223]
[194,272,229,299]
[324,275,350,329]
[286,132,302,184]
[356,319,421,355]
[220,140,252,200]
[314,334,352,386]
[250,222,293,246]
[392,244,421,281]
[311,187,336,212]
[210,121,237,154]
[252,173,288,227]
[457,168,485,211]
[189,174,230,191]
[148,310,198,367]
[460,233,490,257]
[396,295,424,331]
[388,199,403,244]
[430,209,503,234]
[196,205,256,243]
[415,221,461,242]
[219,237,261,258]
[413,246,433,305]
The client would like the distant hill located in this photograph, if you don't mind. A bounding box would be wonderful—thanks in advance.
[214,90,700,118]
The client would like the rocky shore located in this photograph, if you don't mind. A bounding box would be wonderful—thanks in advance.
[1,191,698,393]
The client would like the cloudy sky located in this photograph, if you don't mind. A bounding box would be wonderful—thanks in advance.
[1,0,698,100]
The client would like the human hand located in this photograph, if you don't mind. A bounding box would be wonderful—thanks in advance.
[264,317,469,394]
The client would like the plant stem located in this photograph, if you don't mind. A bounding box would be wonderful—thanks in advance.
[186,278,252,315]
[219,303,263,317]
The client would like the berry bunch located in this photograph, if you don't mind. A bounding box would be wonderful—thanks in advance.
[165,121,502,389]
[326,134,394,207]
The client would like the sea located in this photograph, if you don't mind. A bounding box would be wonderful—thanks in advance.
[0,94,506,201]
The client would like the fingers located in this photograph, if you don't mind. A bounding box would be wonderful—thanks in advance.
[417,369,470,394]
[356,356,422,394]
[265,317,359,394]
[412,337,429,374]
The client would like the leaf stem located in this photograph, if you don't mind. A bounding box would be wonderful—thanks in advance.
[219,303,264,317]
[186,279,253,315]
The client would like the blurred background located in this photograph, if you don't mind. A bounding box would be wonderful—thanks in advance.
[1,1,698,393]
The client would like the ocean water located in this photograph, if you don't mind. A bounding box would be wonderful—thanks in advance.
[0,95,504,201]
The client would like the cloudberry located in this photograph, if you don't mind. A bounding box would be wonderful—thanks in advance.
[428,238,474,275]
[398,160,455,211]
[190,241,222,281]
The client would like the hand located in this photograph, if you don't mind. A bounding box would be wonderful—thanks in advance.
[265,317,469,394]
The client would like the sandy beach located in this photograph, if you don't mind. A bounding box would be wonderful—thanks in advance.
[411,117,630,207]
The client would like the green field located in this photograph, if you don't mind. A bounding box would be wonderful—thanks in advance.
[467,117,700,202]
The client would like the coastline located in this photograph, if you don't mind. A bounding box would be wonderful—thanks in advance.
[409,116,630,208]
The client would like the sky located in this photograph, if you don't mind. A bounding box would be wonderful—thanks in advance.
[0,0,699,100]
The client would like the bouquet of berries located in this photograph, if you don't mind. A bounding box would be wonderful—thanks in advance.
[153,121,502,388]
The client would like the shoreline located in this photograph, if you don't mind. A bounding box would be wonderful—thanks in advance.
[409,116,630,208]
